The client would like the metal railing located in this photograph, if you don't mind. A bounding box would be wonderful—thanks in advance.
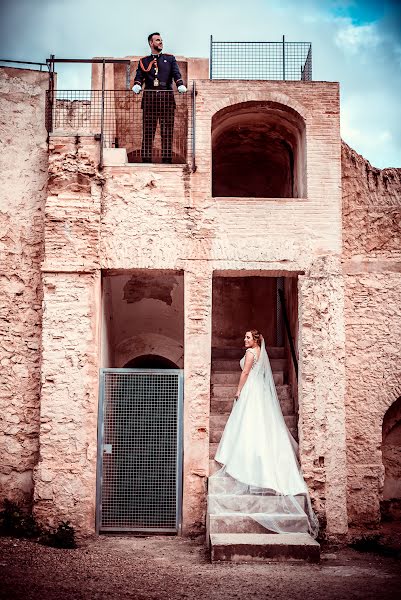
[46,89,192,166]
[45,55,194,168]
[210,35,312,81]
[0,59,48,71]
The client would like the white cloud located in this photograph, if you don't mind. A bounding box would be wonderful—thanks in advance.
[335,22,380,54]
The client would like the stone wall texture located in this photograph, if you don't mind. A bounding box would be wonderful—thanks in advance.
[341,142,401,526]
[33,272,100,532]
[0,68,48,506]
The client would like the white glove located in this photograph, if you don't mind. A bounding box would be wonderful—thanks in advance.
[177,85,187,93]
[132,84,142,94]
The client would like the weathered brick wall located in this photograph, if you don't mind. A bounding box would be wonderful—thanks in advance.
[34,272,100,532]
[0,68,48,507]
[32,134,103,532]
[342,142,401,527]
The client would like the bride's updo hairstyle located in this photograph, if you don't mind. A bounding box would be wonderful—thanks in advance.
[249,329,262,347]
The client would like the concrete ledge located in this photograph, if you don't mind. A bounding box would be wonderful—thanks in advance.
[210,533,320,563]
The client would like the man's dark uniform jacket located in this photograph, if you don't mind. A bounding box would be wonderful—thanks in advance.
[134,53,184,90]
[134,53,184,162]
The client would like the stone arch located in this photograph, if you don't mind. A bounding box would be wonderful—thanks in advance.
[115,333,184,369]
[208,91,309,122]
[211,100,306,198]
[124,354,179,369]
[381,396,401,521]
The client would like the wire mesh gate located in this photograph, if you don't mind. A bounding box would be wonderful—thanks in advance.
[96,369,184,533]
[209,35,312,81]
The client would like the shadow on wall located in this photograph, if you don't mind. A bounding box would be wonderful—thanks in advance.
[381,396,401,522]
[212,101,306,198]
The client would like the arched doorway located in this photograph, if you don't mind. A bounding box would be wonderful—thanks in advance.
[381,397,401,521]
[212,101,306,198]
[124,354,179,369]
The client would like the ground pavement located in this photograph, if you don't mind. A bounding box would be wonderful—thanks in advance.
[0,534,400,600]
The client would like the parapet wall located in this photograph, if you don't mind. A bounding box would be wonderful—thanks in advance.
[341,142,401,526]
[0,68,49,506]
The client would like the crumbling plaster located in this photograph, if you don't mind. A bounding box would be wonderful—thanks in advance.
[0,68,48,506]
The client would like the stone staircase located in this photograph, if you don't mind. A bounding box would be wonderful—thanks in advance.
[207,346,320,563]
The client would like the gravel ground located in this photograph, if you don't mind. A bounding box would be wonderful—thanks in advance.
[0,535,400,600]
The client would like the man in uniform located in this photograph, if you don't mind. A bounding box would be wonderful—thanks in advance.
[133,33,187,163]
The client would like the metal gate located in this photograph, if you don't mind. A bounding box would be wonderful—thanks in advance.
[96,369,183,533]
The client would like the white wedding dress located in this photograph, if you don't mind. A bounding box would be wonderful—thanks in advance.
[211,339,319,538]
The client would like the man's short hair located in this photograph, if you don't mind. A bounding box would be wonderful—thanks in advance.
[148,32,160,44]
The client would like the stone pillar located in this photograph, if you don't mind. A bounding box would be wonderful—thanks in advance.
[33,138,102,535]
[182,265,213,536]
[33,272,100,534]
[298,260,348,537]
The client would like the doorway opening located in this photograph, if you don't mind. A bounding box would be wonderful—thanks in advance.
[209,273,299,473]
[97,270,184,533]
[381,397,401,523]
[212,101,306,198]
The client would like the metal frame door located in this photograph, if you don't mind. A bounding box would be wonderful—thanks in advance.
[96,368,183,533]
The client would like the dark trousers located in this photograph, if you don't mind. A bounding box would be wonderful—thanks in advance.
[141,91,175,163]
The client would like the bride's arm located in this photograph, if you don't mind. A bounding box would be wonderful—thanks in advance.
[235,350,254,399]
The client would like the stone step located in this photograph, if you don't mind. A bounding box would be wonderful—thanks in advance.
[209,513,309,534]
[212,347,285,359]
[212,357,287,373]
[210,472,310,495]
[211,393,294,416]
[209,415,297,444]
[208,493,306,514]
[210,533,320,563]
[212,372,284,385]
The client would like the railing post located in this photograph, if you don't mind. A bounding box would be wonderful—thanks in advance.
[209,34,213,80]
[278,289,298,380]
[282,35,286,81]
[192,81,196,173]
[99,59,105,168]
[47,54,55,135]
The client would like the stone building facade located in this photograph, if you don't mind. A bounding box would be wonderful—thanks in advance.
[0,60,400,540]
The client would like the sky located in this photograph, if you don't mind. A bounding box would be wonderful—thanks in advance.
[0,0,400,169]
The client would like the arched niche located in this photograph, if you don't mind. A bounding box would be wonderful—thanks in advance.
[124,354,179,369]
[381,396,401,521]
[212,101,306,198]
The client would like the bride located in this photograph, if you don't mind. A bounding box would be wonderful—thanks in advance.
[211,329,319,537]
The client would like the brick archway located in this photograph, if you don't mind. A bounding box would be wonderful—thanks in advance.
[211,100,306,198]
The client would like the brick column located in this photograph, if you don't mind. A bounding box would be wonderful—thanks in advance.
[33,272,100,534]
[298,267,348,537]
[182,265,213,536]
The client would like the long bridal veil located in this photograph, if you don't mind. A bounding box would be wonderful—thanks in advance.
[209,339,319,538]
